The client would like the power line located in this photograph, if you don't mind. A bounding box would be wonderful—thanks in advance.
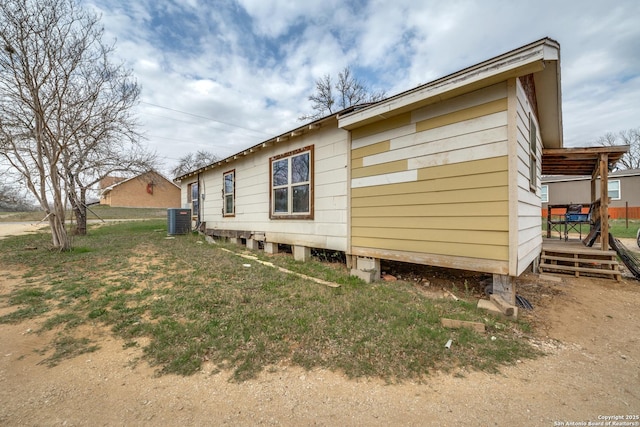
[146,133,240,152]
[140,101,272,137]
[141,113,267,149]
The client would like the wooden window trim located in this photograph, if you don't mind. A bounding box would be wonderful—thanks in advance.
[223,169,235,217]
[187,182,194,203]
[269,145,314,220]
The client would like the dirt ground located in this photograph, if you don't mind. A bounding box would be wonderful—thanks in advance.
[0,221,50,240]
[1,227,639,426]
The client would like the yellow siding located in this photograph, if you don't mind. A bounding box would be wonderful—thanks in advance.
[351,237,509,261]
[351,186,508,208]
[352,227,508,246]
[351,113,412,140]
[352,201,509,217]
[415,98,507,132]
[350,90,510,268]
[351,140,390,160]
[351,215,508,231]
[418,156,508,181]
[351,160,408,179]
[352,169,507,197]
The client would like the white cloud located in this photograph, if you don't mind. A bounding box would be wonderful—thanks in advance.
[82,0,640,176]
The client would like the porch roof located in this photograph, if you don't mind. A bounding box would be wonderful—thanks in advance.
[542,145,629,252]
[542,146,629,176]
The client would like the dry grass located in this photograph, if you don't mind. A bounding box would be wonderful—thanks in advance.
[0,220,538,381]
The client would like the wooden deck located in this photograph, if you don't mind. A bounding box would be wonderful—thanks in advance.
[540,238,622,281]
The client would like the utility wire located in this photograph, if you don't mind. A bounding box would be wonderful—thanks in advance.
[140,101,272,137]
[147,133,242,152]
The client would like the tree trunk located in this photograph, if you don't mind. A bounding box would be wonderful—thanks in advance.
[46,165,72,251]
[71,189,88,236]
[48,199,71,251]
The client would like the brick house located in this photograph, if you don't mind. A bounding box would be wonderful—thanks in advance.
[99,170,180,208]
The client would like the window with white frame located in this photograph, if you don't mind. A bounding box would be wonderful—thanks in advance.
[223,169,235,217]
[541,184,548,203]
[608,179,621,200]
[529,112,538,192]
[269,145,313,219]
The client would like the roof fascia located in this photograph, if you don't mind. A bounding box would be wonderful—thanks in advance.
[543,167,640,183]
[106,170,177,189]
[338,38,561,138]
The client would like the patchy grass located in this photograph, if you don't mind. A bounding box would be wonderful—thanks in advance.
[37,335,100,367]
[542,218,640,239]
[608,219,640,239]
[0,220,539,382]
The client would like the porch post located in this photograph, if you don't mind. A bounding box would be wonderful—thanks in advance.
[600,154,609,251]
[589,163,598,236]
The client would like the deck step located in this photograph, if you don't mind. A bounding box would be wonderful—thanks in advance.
[539,246,621,281]
[540,254,619,265]
[539,263,620,276]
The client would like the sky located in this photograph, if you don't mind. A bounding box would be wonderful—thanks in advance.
[83,0,640,177]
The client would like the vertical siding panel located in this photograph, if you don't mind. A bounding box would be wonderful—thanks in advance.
[514,77,543,275]
[507,79,520,276]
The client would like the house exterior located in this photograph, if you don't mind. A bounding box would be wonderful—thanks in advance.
[180,116,350,254]
[542,168,640,219]
[176,38,563,288]
[100,170,181,208]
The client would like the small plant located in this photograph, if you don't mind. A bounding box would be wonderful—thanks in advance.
[39,335,100,367]
[463,280,472,298]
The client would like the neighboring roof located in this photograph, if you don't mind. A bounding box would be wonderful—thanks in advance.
[99,176,126,190]
[176,38,564,182]
[338,37,563,149]
[543,166,640,183]
[101,170,178,194]
[541,146,629,176]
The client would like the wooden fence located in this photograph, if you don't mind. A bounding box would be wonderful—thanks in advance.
[542,205,640,220]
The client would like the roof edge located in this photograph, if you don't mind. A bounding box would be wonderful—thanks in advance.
[337,37,560,131]
[102,170,178,193]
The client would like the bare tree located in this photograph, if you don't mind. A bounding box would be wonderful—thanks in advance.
[171,150,219,178]
[60,72,156,235]
[64,137,156,235]
[0,0,153,246]
[595,128,640,170]
[299,66,386,121]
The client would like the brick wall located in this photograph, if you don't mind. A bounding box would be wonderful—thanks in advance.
[100,172,180,208]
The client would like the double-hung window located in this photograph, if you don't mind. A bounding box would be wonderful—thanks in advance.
[223,170,235,216]
[608,179,621,200]
[270,145,313,219]
[541,185,549,203]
